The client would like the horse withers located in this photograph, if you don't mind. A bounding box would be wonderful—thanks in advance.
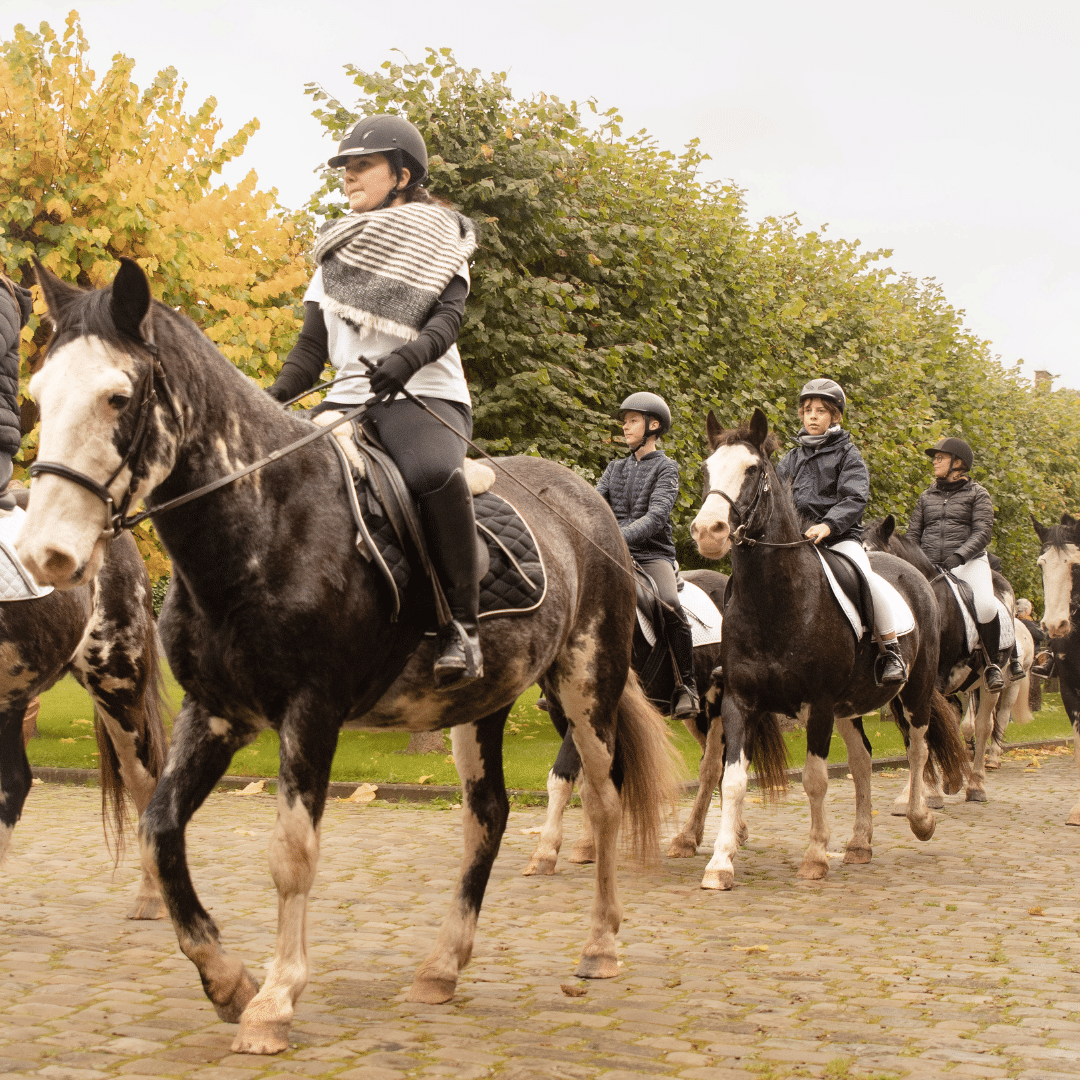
[687,409,968,890]
[16,259,681,1055]
[0,490,167,918]
[1032,513,1080,824]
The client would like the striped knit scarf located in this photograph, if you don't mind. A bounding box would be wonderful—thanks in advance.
[313,203,479,341]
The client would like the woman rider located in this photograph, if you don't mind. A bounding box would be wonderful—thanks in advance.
[776,378,907,684]
[0,268,31,511]
[596,392,699,719]
[907,438,1025,691]
[268,115,481,687]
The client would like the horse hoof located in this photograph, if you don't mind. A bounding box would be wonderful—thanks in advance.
[796,859,829,880]
[522,854,557,876]
[575,953,619,979]
[406,975,457,1004]
[212,968,259,1024]
[909,814,936,841]
[890,801,907,817]
[1067,806,1080,826]
[667,835,698,858]
[966,788,988,804]
[926,794,945,810]
[700,867,734,890]
[567,841,595,864]
[126,896,166,920]
[231,1018,289,1056]
[843,845,872,865]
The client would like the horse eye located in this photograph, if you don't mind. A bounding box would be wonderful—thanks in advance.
[108,394,130,410]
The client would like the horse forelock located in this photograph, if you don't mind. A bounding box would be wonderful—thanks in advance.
[1039,522,1080,554]
[710,426,782,458]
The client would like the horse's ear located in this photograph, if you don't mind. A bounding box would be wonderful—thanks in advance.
[748,407,769,449]
[32,259,83,326]
[1061,512,1076,527]
[706,410,724,450]
[883,514,896,542]
[110,258,152,342]
[1032,514,1048,543]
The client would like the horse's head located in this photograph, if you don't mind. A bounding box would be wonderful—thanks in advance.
[16,259,181,590]
[863,515,896,553]
[690,408,779,560]
[1033,512,1080,638]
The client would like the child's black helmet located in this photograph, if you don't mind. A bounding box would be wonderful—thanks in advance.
[328,115,428,186]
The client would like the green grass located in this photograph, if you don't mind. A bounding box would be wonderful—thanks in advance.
[27,672,1074,790]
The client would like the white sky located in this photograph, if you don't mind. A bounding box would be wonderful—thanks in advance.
[15,1,1080,388]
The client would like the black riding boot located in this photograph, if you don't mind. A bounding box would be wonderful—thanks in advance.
[977,617,1005,692]
[417,468,483,688]
[1007,644,1025,682]
[877,638,907,685]
[665,610,699,719]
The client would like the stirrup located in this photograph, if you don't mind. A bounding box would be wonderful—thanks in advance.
[672,683,700,720]
[983,664,1004,692]
[434,619,483,688]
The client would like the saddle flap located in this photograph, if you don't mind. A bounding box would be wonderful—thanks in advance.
[819,545,874,637]
[634,564,667,645]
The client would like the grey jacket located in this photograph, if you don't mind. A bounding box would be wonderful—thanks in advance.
[596,449,679,564]
[775,428,870,543]
[0,277,29,459]
[907,476,993,566]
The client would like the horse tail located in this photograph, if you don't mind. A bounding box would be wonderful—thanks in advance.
[613,670,684,862]
[926,688,969,793]
[747,712,789,799]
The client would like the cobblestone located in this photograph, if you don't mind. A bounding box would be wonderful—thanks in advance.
[1,757,1079,1076]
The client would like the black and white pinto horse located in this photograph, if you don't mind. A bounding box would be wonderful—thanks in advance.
[524,568,726,875]
[687,410,968,889]
[864,516,1031,805]
[1032,513,1080,824]
[0,491,167,918]
[17,260,680,1055]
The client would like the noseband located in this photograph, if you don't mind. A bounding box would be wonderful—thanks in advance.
[30,336,180,540]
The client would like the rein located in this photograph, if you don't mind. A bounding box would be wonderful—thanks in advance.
[707,466,812,549]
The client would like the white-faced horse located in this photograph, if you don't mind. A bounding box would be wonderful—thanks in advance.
[687,409,968,889]
[16,259,680,1055]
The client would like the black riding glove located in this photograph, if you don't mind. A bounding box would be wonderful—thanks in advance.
[942,553,964,571]
[368,353,417,398]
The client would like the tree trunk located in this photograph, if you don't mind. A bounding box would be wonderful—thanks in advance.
[405,730,446,755]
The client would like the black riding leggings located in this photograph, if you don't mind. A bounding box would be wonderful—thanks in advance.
[638,559,686,622]
[317,396,472,496]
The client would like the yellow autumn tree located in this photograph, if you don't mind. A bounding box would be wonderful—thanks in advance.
[0,12,312,580]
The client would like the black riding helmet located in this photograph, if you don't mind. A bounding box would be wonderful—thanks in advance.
[925,437,973,473]
[798,378,846,414]
[328,115,428,187]
[619,392,671,438]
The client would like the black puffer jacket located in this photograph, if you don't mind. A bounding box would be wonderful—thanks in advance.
[906,476,993,566]
[596,449,679,563]
[0,277,31,458]
[775,428,870,543]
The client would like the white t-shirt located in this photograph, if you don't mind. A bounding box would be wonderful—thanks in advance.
[304,262,472,406]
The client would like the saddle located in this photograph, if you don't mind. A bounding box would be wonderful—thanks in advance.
[326,418,546,625]
[817,545,876,639]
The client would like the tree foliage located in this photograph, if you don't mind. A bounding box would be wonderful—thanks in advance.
[307,49,1080,602]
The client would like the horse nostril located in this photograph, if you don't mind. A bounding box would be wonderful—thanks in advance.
[40,546,78,586]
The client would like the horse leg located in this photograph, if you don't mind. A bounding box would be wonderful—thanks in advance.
[0,699,34,863]
[965,686,997,802]
[524,721,579,875]
[836,717,873,865]
[670,710,724,858]
[701,696,749,890]
[924,761,945,809]
[409,708,511,1003]
[140,699,260,1025]
[1069,723,1080,826]
[798,707,831,880]
[896,698,935,841]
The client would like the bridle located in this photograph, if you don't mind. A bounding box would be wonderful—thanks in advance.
[29,334,181,540]
[706,456,811,549]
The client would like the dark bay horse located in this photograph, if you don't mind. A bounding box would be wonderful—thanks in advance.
[17,260,680,1055]
[524,568,726,875]
[0,491,167,917]
[688,409,967,889]
[1032,513,1080,824]
[865,515,1027,804]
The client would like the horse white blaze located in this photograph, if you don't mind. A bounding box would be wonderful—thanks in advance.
[691,444,757,560]
[1039,545,1080,638]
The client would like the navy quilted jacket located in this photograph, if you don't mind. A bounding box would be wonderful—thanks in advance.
[596,449,679,564]
[0,278,30,458]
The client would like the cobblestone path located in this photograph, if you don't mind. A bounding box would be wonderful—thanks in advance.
[1,754,1079,1079]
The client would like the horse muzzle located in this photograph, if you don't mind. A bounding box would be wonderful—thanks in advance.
[691,515,730,560]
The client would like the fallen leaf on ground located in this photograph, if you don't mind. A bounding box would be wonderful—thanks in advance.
[560,983,587,997]
[732,944,768,953]
[418,774,434,785]
[31,778,42,786]
[235,779,266,795]
[521,827,543,835]
[1029,905,1044,916]
[346,783,378,803]
[60,738,74,743]
[234,829,254,837]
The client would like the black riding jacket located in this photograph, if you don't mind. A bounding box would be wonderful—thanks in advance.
[0,278,31,459]
[596,448,679,564]
[775,428,869,543]
[906,476,993,566]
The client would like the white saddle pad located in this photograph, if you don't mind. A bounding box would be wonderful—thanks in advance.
[636,579,723,648]
[0,507,53,601]
[815,548,914,640]
[943,576,1014,652]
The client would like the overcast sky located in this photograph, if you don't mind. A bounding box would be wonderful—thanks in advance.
[17,1,1080,388]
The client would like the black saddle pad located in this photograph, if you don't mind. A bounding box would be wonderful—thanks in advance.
[819,545,875,638]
